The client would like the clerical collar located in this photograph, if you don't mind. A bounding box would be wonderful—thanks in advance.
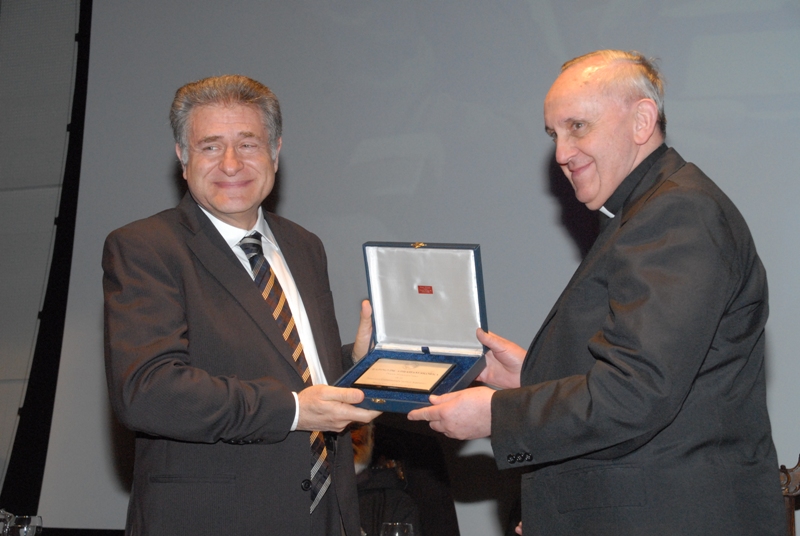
[600,143,668,219]
[598,206,615,218]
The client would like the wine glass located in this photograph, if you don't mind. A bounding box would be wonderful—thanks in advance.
[6,516,42,536]
[379,522,414,536]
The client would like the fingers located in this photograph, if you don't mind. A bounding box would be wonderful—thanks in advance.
[361,298,372,320]
[319,386,365,404]
[297,385,381,432]
[406,388,493,440]
[352,299,374,361]
[476,328,511,352]
[348,408,383,425]
[476,327,493,346]
[407,404,436,422]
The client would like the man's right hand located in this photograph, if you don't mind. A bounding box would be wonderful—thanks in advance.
[476,329,525,389]
[296,384,381,432]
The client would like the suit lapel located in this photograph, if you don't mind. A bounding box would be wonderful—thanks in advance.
[267,213,337,382]
[523,214,620,373]
[177,197,301,374]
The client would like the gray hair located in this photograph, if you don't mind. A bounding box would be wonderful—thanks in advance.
[563,50,666,136]
[170,74,282,164]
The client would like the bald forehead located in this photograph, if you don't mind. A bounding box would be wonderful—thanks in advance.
[546,62,598,104]
[547,59,629,107]
[562,57,617,86]
[543,60,634,138]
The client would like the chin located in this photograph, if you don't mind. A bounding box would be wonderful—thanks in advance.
[575,194,598,209]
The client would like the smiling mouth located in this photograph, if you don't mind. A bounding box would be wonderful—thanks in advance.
[216,179,252,188]
[568,160,589,173]
[567,161,594,181]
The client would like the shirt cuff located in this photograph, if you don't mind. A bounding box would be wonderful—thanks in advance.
[291,391,300,431]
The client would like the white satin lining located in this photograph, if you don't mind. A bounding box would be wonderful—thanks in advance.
[366,246,483,357]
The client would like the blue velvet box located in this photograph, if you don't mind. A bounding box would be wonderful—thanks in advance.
[335,242,488,413]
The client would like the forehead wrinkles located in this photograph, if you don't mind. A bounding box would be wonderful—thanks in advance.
[188,104,266,138]
[545,72,601,123]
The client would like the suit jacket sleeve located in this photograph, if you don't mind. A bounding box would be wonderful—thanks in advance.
[491,169,767,466]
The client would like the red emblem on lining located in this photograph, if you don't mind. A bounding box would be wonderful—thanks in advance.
[418,285,433,294]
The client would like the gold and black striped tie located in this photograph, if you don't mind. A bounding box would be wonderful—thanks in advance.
[239,232,332,514]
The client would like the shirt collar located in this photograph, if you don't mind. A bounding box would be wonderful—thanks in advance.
[198,206,279,251]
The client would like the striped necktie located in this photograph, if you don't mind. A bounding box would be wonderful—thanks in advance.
[238,232,332,514]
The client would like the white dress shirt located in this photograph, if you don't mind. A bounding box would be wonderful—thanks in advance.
[200,206,327,430]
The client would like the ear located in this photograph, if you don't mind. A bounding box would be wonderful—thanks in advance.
[175,144,187,178]
[272,137,282,171]
[632,99,659,145]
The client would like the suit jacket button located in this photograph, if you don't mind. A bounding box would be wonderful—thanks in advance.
[301,479,312,491]
[524,453,533,462]
[507,454,516,464]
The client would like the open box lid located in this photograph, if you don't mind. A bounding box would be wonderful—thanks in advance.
[364,242,487,357]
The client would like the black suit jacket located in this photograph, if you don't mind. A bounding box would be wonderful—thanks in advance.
[491,148,785,535]
[103,193,360,535]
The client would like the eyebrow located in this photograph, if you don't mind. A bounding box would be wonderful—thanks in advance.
[560,117,583,127]
[198,135,222,144]
[197,131,263,144]
[545,116,587,134]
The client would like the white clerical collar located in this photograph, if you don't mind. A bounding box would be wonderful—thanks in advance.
[598,206,615,219]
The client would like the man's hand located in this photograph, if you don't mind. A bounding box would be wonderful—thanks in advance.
[351,299,373,362]
[407,386,494,440]
[476,329,525,389]
[297,385,381,432]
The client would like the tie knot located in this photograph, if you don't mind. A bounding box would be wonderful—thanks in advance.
[239,231,263,254]
[238,231,264,272]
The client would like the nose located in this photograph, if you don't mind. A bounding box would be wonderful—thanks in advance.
[554,138,577,167]
[219,146,244,176]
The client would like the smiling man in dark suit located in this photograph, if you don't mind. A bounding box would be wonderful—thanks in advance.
[103,75,379,536]
[408,50,786,535]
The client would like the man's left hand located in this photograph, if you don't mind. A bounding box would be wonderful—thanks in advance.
[351,299,373,362]
[407,386,494,440]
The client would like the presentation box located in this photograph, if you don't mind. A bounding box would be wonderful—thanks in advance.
[336,242,487,413]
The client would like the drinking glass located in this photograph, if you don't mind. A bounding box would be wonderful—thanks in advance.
[0,509,14,535]
[379,522,414,536]
[6,516,43,536]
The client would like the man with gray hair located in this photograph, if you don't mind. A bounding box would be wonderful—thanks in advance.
[409,50,786,534]
[104,75,379,535]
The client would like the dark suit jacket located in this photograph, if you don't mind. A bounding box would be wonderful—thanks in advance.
[491,148,785,535]
[103,193,360,535]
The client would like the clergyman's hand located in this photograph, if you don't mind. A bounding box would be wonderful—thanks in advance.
[297,385,381,432]
[476,329,524,389]
[407,386,494,440]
